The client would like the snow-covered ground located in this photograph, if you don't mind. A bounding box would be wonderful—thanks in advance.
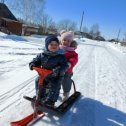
[0,32,126,126]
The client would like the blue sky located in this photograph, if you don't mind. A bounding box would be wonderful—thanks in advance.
[45,0,126,40]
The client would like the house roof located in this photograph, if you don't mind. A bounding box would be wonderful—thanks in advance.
[1,17,22,24]
[0,3,17,21]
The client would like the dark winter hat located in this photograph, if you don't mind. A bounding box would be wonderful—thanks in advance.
[45,35,59,50]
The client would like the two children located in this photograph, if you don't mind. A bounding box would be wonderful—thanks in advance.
[29,30,78,107]
[29,35,68,107]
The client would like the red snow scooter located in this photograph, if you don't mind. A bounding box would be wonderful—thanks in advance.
[10,67,81,126]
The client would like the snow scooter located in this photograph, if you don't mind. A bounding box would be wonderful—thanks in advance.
[10,67,81,126]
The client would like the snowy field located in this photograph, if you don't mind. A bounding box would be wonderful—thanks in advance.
[0,32,126,126]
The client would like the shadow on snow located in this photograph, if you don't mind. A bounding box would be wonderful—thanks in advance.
[39,97,126,126]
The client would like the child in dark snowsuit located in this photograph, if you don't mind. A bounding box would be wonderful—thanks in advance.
[29,35,68,107]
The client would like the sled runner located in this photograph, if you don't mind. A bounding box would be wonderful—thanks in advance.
[23,91,80,115]
[10,111,45,126]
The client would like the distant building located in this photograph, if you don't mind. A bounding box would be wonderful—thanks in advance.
[120,42,126,46]
[75,31,93,39]
[0,3,22,35]
[95,36,105,41]
[109,39,117,42]
[22,24,39,36]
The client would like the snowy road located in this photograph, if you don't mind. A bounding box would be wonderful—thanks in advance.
[0,36,126,126]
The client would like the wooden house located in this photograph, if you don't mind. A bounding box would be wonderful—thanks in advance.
[0,3,22,35]
[22,24,39,36]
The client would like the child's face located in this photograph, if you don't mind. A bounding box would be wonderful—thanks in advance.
[48,41,59,52]
[61,39,71,46]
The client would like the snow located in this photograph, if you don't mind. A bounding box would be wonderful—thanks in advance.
[0,33,126,126]
[31,34,47,38]
[107,42,126,53]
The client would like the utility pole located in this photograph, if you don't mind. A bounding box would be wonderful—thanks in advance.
[116,28,121,43]
[79,11,84,38]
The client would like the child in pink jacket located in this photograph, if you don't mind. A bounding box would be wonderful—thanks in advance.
[60,31,78,101]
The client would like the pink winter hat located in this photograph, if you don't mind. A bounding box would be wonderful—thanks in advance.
[61,31,74,42]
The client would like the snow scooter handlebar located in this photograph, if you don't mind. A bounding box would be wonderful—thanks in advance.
[33,67,53,86]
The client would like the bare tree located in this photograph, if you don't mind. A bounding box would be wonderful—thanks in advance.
[89,24,100,38]
[57,19,77,32]
[39,13,56,34]
[48,21,57,33]
[82,26,89,33]
[1,0,5,3]
[6,0,45,24]
[22,0,45,23]
[124,32,126,42]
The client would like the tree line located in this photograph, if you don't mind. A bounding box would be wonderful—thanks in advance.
[4,0,126,41]
[5,0,101,37]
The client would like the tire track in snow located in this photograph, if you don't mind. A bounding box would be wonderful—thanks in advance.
[63,42,99,126]
[93,44,126,125]
[74,42,101,98]
[0,75,36,101]
[105,47,126,111]
[0,75,37,112]
[95,45,126,112]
